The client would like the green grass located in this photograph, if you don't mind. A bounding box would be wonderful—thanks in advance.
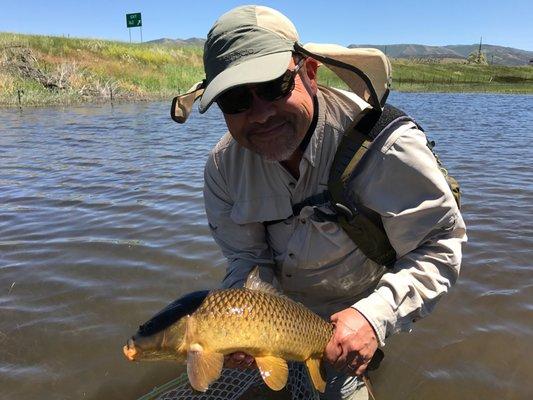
[1,32,532,107]
[318,61,533,94]
[0,32,204,106]
[390,60,533,93]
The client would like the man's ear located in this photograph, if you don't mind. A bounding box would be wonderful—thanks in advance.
[302,57,319,95]
[304,57,319,81]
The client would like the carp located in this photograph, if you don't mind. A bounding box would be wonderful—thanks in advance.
[123,267,333,393]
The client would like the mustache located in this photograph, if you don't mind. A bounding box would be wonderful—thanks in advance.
[245,118,289,137]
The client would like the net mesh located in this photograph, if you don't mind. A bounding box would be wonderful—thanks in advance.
[139,362,320,400]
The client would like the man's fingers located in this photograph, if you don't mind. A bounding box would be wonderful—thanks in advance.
[340,351,359,374]
[347,354,370,376]
[231,352,247,361]
[244,356,255,367]
[223,355,240,369]
[324,338,342,364]
[332,346,350,370]
[332,333,359,370]
[224,352,255,369]
[355,360,369,376]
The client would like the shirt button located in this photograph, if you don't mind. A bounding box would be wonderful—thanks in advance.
[289,182,296,189]
[288,253,295,258]
[285,274,292,278]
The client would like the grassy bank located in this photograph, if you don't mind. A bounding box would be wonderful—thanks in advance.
[1,33,204,106]
[319,60,533,94]
[1,33,532,107]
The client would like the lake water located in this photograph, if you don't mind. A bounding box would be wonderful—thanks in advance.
[1,92,532,400]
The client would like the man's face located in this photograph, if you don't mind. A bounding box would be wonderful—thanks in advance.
[221,57,319,162]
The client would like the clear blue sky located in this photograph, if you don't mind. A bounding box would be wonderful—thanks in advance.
[3,0,532,50]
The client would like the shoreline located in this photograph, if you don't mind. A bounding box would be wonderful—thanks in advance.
[4,88,533,110]
[2,32,532,108]
[3,86,532,109]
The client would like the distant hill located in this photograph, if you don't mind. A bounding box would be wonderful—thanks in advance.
[147,39,531,66]
[444,44,532,66]
[348,43,533,66]
[350,44,463,59]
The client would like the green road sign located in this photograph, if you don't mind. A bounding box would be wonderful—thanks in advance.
[126,13,142,28]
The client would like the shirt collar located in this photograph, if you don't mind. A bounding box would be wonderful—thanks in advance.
[301,89,327,167]
[297,86,371,169]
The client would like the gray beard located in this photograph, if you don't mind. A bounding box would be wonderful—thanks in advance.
[250,128,301,162]
[253,138,299,162]
[260,145,298,162]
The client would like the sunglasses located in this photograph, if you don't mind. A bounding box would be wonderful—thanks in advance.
[216,57,306,115]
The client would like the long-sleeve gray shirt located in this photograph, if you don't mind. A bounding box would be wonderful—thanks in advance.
[203,86,466,346]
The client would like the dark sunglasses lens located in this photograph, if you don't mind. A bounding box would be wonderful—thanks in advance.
[216,86,252,114]
[256,71,294,102]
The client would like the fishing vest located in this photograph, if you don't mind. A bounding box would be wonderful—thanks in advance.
[289,104,461,268]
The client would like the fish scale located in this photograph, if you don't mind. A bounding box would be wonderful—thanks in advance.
[190,288,333,361]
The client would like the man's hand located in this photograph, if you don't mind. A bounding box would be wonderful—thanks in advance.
[224,352,256,369]
[324,308,378,376]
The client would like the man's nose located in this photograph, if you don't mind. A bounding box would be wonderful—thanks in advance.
[246,90,276,124]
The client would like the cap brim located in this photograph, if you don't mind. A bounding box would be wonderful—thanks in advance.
[199,51,292,113]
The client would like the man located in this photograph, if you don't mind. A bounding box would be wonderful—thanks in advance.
[172,5,466,399]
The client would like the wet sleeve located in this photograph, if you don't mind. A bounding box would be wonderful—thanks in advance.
[351,124,467,346]
[203,152,275,289]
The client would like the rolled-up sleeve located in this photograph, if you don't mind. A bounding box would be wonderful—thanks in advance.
[203,152,275,288]
[352,123,467,346]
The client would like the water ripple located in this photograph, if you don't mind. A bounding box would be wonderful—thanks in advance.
[1,95,532,399]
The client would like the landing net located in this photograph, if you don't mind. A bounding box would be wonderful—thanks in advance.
[138,362,320,400]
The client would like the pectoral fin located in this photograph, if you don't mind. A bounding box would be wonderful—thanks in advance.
[186,344,224,392]
[255,355,289,391]
[305,357,326,393]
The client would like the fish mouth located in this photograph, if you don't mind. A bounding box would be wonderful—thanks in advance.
[123,337,139,361]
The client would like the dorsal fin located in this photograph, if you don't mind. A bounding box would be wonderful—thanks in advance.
[244,266,281,296]
[137,290,209,337]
